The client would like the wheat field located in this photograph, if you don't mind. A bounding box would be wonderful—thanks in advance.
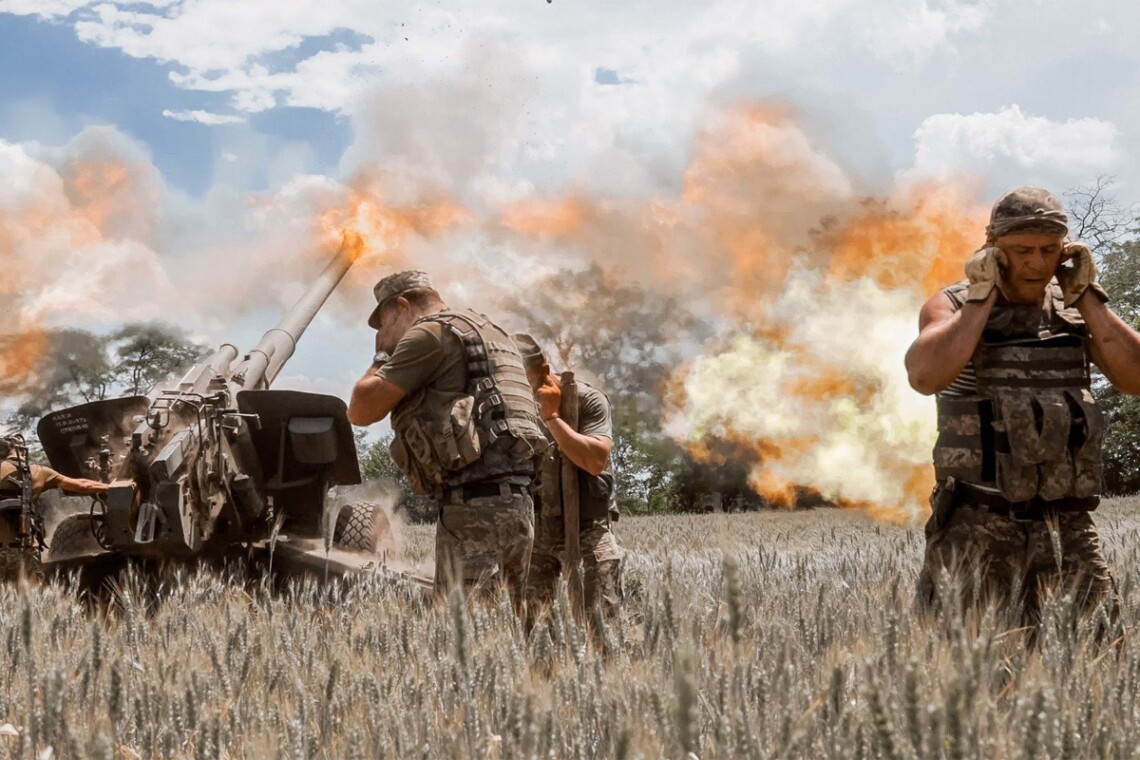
[2,500,1140,759]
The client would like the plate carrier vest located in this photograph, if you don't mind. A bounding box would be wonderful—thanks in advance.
[390,310,546,496]
[933,282,1104,506]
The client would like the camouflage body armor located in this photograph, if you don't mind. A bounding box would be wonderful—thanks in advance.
[934,282,1103,506]
[390,310,547,497]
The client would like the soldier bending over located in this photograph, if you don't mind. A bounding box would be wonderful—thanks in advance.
[347,272,546,616]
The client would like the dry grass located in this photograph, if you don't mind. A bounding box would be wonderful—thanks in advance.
[1,501,1139,759]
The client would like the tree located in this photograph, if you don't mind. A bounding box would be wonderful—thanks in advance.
[1066,178,1140,493]
[1064,176,1137,251]
[501,264,707,406]
[109,323,210,397]
[501,265,756,513]
[356,432,437,523]
[2,323,209,442]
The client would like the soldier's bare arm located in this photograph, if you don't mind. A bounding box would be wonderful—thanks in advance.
[348,373,406,426]
[545,419,611,476]
[30,464,108,496]
[905,289,995,395]
[535,374,612,475]
[1079,296,1140,394]
[57,475,110,496]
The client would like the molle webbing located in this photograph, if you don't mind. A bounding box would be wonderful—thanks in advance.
[933,396,991,483]
[933,288,1102,503]
[974,338,1089,392]
[935,389,1102,503]
[422,311,545,488]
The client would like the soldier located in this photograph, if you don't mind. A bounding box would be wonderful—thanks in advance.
[0,435,108,499]
[905,186,1140,629]
[347,271,546,614]
[511,334,624,632]
[0,432,108,576]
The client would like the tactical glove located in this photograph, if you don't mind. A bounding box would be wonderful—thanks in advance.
[536,374,562,421]
[1056,242,1109,308]
[964,246,1008,302]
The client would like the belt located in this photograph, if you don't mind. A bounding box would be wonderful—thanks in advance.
[955,481,1099,520]
[443,480,529,503]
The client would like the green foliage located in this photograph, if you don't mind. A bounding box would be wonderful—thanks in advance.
[1067,178,1140,494]
[1096,387,1140,494]
[109,323,210,397]
[355,431,437,523]
[4,322,209,440]
[1094,237,1140,494]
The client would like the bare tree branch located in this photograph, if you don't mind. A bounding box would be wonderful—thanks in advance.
[1064,176,1139,250]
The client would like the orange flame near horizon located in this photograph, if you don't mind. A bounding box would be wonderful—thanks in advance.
[665,105,989,524]
[494,104,988,523]
[0,330,49,396]
[0,154,156,396]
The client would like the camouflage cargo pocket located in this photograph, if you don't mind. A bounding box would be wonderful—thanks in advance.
[433,393,481,472]
[995,395,1070,502]
[1001,394,1069,466]
[390,421,440,496]
[1038,450,1076,501]
[992,415,1039,502]
[1069,390,1104,498]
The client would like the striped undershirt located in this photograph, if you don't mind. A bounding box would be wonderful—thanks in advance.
[938,281,978,397]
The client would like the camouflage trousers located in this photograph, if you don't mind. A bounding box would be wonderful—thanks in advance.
[916,491,1117,629]
[526,514,624,626]
[434,489,533,617]
[0,513,42,582]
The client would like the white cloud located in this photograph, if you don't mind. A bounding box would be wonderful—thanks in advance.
[910,105,1121,184]
[2,0,989,119]
[0,0,88,17]
[161,109,245,125]
[847,0,988,63]
[0,0,1000,202]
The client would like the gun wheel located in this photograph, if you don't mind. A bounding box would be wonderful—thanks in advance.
[333,502,391,554]
[47,514,105,562]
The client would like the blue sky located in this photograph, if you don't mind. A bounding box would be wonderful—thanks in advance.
[2,0,1138,405]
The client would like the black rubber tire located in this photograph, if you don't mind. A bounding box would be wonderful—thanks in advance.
[333,502,389,553]
[47,515,104,560]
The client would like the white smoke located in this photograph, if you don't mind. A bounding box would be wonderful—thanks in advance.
[665,269,937,523]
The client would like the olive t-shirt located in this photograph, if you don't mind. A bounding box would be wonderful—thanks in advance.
[0,460,64,499]
[375,320,467,395]
[574,383,613,449]
[538,381,614,518]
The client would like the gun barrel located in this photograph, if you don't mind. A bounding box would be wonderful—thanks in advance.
[239,242,359,389]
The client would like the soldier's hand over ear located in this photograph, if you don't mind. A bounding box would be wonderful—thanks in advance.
[964,246,1008,302]
[535,374,562,421]
[1056,242,1109,308]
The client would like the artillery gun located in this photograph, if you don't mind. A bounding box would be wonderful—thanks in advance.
[36,243,386,574]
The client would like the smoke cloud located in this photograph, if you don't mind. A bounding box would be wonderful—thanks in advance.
[1,95,993,521]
